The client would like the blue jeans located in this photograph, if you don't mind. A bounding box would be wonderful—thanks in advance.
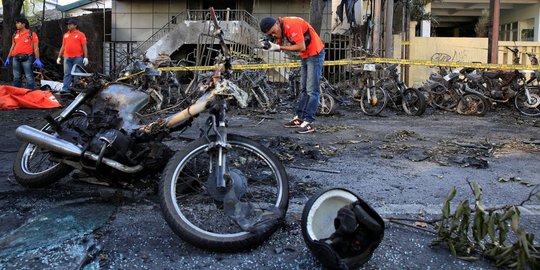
[12,55,35,90]
[296,50,325,123]
[63,57,83,91]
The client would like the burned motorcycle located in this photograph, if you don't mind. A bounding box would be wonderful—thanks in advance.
[13,7,289,252]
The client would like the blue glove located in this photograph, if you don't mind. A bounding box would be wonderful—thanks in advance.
[33,58,43,68]
[3,58,10,67]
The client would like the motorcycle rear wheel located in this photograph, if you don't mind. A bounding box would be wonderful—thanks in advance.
[456,93,488,116]
[160,134,289,252]
[13,111,88,188]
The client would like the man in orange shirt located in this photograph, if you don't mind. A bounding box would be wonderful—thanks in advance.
[4,17,43,90]
[56,19,88,93]
[259,16,325,134]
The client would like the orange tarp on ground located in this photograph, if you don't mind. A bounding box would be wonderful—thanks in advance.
[0,85,61,110]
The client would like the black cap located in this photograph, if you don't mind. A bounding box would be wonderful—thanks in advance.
[65,18,78,25]
[259,17,276,33]
[15,17,30,29]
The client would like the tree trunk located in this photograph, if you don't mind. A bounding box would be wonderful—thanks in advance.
[309,0,326,35]
[2,0,24,60]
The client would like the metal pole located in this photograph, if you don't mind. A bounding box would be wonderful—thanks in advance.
[488,0,500,64]
[384,0,394,58]
[373,0,381,55]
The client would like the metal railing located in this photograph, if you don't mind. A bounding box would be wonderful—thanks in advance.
[134,9,258,55]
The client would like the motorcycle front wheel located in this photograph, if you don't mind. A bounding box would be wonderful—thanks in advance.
[318,92,336,115]
[13,111,88,188]
[360,86,387,116]
[514,87,540,116]
[160,134,289,252]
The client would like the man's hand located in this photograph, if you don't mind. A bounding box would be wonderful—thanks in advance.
[56,57,62,65]
[83,57,89,66]
[33,58,43,68]
[259,39,280,51]
[3,58,10,67]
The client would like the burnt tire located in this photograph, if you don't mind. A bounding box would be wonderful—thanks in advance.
[159,134,289,252]
[402,88,427,116]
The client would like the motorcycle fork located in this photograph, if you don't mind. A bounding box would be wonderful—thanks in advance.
[523,86,533,104]
[57,92,88,121]
[205,99,229,190]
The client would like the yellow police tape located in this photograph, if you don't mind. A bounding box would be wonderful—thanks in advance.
[157,57,540,71]
[117,57,540,81]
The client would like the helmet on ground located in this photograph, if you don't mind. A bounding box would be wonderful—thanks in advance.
[301,188,384,270]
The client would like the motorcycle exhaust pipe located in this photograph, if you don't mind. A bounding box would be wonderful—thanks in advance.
[15,125,143,173]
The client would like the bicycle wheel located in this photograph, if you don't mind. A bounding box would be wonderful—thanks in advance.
[456,93,488,116]
[514,86,540,116]
[13,111,88,187]
[318,92,335,115]
[402,88,427,116]
[160,134,289,252]
[360,86,387,116]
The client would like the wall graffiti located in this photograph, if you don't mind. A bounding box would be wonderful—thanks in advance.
[431,51,468,63]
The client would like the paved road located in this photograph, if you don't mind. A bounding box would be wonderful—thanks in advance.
[0,106,538,269]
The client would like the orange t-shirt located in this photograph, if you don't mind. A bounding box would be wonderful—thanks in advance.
[62,30,87,57]
[11,30,39,56]
[279,17,324,59]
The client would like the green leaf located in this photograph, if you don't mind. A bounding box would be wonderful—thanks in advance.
[473,182,482,201]
[487,214,496,243]
[511,213,520,233]
[457,256,479,261]
[520,232,531,258]
[448,240,457,256]
[448,187,457,201]
[536,192,540,201]
[442,201,450,219]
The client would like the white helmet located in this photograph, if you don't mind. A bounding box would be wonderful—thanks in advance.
[301,188,384,269]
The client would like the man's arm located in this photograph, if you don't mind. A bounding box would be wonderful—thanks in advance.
[7,43,15,58]
[33,41,40,59]
[82,43,88,58]
[279,41,306,52]
[57,44,65,58]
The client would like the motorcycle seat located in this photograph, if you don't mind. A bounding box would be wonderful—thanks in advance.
[467,73,482,80]
[385,64,398,72]
[483,71,501,79]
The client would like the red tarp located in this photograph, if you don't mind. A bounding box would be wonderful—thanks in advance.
[0,85,61,110]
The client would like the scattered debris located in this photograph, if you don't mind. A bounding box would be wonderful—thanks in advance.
[461,157,489,169]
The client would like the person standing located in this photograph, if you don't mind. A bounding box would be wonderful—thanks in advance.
[259,16,325,134]
[56,18,88,93]
[3,17,43,90]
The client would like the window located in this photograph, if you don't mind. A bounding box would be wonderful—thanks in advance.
[500,22,518,41]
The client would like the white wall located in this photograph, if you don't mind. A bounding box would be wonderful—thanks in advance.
[112,0,334,43]
[500,3,540,41]
[112,0,187,42]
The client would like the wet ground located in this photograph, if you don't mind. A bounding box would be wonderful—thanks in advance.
[0,100,539,269]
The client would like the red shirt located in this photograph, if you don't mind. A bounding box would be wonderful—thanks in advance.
[11,30,39,55]
[62,30,87,57]
[279,17,324,59]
